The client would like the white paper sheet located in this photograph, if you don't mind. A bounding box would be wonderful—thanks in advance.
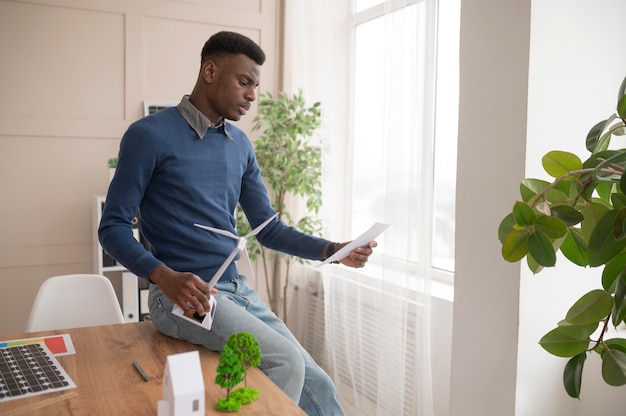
[317,222,390,267]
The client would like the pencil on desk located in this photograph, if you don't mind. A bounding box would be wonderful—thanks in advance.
[133,360,150,382]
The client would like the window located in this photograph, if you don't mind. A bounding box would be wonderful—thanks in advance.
[347,0,459,281]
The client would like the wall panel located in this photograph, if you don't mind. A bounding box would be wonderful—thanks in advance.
[0,0,279,334]
[0,2,125,121]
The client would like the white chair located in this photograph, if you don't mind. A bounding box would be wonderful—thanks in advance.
[25,274,125,332]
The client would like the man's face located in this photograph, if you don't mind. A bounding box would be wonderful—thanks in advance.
[204,54,261,122]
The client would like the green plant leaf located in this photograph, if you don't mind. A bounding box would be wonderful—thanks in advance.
[501,230,529,262]
[539,327,590,357]
[595,130,616,157]
[563,353,587,399]
[593,149,626,183]
[584,149,620,169]
[550,205,584,226]
[618,90,626,120]
[526,252,543,274]
[557,320,599,339]
[590,115,619,154]
[602,338,626,355]
[621,172,626,199]
[580,181,598,202]
[586,119,608,152]
[565,289,613,326]
[619,76,626,103]
[612,268,626,327]
[497,213,517,243]
[611,192,626,209]
[602,253,626,291]
[580,202,610,242]
[520,179,550,202]
[528,231,557,267]
[512,201,536,226]
[538,189,571,207]
[554,179,577,199]
[588,209,626,266]
[534,215,568,239]
[542,151,583,179]
[614,207,626,240]
[596,182,615,203]
[560,228,588,266]
[601,348,626,386]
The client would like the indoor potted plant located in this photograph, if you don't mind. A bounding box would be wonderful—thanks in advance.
[236,90,323,318]
[498,76,626,398]
[108,157,118,182]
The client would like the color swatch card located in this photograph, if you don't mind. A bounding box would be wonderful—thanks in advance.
[0,334,75,357]
[0,342,76,402]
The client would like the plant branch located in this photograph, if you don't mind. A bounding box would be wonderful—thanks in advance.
[590,316,612,351]
[282,257,294,325]
[530,165,624,209]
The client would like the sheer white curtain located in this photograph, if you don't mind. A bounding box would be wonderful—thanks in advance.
[283,1,436,415]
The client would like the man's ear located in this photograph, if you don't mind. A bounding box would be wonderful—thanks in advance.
[201,60,215,83]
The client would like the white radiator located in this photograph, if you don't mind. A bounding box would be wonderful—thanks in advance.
[295,269,427,416]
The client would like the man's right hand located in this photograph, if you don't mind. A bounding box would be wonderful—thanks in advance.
[149,264,215,316]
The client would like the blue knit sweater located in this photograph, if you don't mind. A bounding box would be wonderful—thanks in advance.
[98,106,328,283]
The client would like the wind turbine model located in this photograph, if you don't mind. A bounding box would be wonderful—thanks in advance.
[171,213,279,330]
[193,212,278,288]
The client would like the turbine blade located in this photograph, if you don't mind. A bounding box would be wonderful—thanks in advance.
[242,247,255,281]
[194,223,238,240]
[247,213,279,237]
[206,249,239,289]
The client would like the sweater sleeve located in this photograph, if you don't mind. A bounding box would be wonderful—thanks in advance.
[98,121,163,280]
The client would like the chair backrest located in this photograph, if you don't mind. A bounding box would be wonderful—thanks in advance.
[25,274,126,332]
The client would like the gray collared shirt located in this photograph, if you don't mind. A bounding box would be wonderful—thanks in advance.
[176,95,233,140]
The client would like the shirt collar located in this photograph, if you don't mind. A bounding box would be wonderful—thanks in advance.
[177,95,233,140]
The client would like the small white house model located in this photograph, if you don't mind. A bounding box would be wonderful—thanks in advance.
[157,350,205,416]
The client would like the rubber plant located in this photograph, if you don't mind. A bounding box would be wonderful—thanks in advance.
[498,75,626,398]
[236,90,322,319]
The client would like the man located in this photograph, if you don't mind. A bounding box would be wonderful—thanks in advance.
[99,31,376,416]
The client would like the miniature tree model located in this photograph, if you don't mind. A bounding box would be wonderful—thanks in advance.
[228,332,261,404]
[214,332,262,411]
[214,343,244,412]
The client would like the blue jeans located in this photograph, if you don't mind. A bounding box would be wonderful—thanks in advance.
[148,275,344,416]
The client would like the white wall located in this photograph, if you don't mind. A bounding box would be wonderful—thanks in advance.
[451,1,626,414]
[518,0,626,414]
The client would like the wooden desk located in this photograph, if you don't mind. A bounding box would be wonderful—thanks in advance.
[0,321,305,415]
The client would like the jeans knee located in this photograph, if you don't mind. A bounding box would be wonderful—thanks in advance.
[261,347,306,402]
[290,353,306,382]
[299,366,344,416]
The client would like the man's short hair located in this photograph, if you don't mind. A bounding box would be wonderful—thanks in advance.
[201,31,266,65]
